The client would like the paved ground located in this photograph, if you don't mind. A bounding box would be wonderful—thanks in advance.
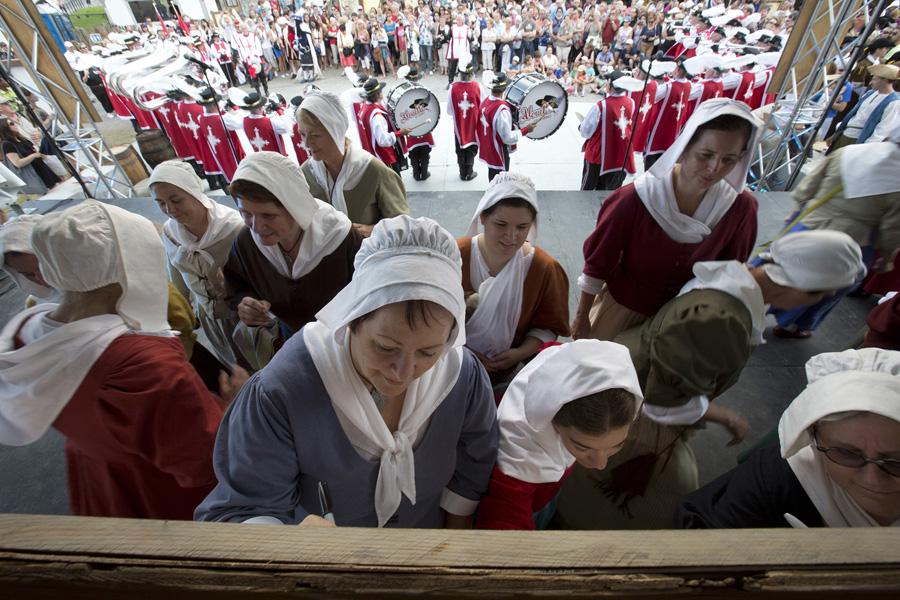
[0,66,876,519]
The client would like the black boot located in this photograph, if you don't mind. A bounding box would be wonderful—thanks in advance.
[420,152,430,180]
[463,153,477,181]
[411,155,421,180]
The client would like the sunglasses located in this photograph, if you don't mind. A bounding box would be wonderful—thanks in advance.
[814,430,900,477]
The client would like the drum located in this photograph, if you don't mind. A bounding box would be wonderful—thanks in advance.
[385,81,440,136]
[504,73,568,140]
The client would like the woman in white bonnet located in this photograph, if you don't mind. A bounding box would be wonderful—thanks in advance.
[676,348,900,528]
[197,215,499,528]
[0,200,247,520]
[297,90,408,237]
[150,160,246,367]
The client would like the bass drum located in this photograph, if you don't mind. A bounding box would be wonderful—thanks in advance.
[385,81,440,136]
[504,73,568,140]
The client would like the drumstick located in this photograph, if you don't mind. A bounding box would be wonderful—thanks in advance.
[408,119,433,131]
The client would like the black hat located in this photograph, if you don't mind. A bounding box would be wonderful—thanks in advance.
[406,66,422,81]
[727,19,742,28]
[211,31,221,38]
[712,26,727,37]
[769,35,783,47]
[868,37,894,52]
[758,31,773,41]
[732,30,747,42]
[197,87,222,105]
[490,72,510,91]
[363,78,386,96]
[290,95,304,107]
[243,92,266,109]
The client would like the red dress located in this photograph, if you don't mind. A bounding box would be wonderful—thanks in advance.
[50,335,225,520]
[475,465,575,530]
[581,184,758,317]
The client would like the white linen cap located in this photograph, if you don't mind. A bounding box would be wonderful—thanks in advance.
[315,215,466,350]
[465,171,539,243]
[297,90,350,156]
[29,200,169,332]
[760,230,866,291]
[231,151,317,230]
[148,159,215,209]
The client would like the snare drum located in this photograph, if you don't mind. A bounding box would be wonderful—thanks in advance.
[504,73,568,140]
[385,81,440,136]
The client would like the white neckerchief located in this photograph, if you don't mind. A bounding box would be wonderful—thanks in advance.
[464,235,533,358]
[303,321,463,527]
[252,200,352,279]
[838,142,900,199]
[779,368,900,528]
[635,169,737,243]
[677,261,766,346]
[0,305,129,446]
[308,142,372,216]
[163,202,244,268]
[496,340,643,483]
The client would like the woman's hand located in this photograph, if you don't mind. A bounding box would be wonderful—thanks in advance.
[484,346,528,372]
[218,365,250,406]
[299,514,337,527]
[238,297,274,327]
[704,404,750,447]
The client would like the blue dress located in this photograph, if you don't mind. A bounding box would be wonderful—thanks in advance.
[195,329,498,527]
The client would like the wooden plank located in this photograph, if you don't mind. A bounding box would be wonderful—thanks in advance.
[1,514,899,571]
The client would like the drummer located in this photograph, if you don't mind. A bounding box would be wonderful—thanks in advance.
[356,78,413,175]
[477,73,533,183]
[402,67,437,182]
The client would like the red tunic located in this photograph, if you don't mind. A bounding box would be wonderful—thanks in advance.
[475,465,575,530]
[358,102,398,165]
[685,79,724,123]
[153,101,194,160]
[450,81,482,147]
[123,96,157,131]
[584,94,636,176]
[750,67,775,110]
[646,80,691,156]
[175,100,207,166]
[50,334,225,520]
[199,112,244,180]
[103,73,134,120]
[582,183,759,316]
[244,114,286,155]
[731,71,757,106]
[407,132,435,151]
[290,122,311,165]
[629,80,658,155]
[477,96,516,170]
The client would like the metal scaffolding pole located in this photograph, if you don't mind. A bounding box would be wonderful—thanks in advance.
[0,0,137,199]
[748,0,889,192]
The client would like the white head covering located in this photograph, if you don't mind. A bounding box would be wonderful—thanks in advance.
[760,230,866,292]
[0,200,172,446]
[465,171,539,244]
[0,215,57,300]
[837,142,900,200]
[149,160,245,268]
[297,90,349,155]
[302,215,467,527]
[497,341,643,484]
[634,98,763,244]
[779,349,900,527]
[231,152,351,279]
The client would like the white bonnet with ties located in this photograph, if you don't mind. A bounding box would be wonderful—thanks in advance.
[315,215,467,350]
[465,171,539,243]
[231,151,317,229]
[759,230,866,292]
[297,90,350,155]
[148,159,215,209]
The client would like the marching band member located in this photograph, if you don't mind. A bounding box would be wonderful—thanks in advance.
[446,14,472,89]
[242,92,290,156]
[197,88,244,184]
[579,72,642,191]
[173,89,207,178]
[400,67,436,182]
[643,59,692,171]
[356,78,413,175]
[628,60,663,161]
[448,56,481,181]
[477,72,533,182]
[286,96,311,166]
[209,31,237,87]
[232,24,267,95]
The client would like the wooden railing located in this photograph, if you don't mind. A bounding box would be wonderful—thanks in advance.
[1,513,899,598]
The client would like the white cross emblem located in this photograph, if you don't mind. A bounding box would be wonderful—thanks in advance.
[639,96,653,119]
[743,84,754,100]
[249,127,270,151]
[184,113,200,139]
[480,108,490,136]
[713,89,721,99]
[158,106,170,120]
[671,99,685,122]
[614,106,631,140]
[458,91,474,119]
[175,114,185,130]
[206,126,220,153]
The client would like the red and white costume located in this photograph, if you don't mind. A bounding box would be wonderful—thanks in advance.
[175,99,206,166]
[580,93,637,176]
[445,23,470,60]
[358,101,401,166]
[198,111,244,181]
[448,80,482,148]
[210,39,233,66]
[243,112,289,155]
[477,95,522,170]
[645,79,692,156]
[232,30,262,64]
[152,98,194,161]
[629,80,659,154]
[289,121,311,165]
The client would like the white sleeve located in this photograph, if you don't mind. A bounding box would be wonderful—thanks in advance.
[495,105,520,145]
[579,102,602,139]
[446,93,455,120]
[371,111,397,147]
[754,71,769,87]
[577,273,605,295]
[867,100,900,143]
[270,112,291,135]
[721,72,741,90]
[688,82,704,101]
[653,82,667,103]
[525,328,557,345]
[641,395,710,426]
[242,515,284,525]
[222,110,245,131]
[440,487,479,516]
